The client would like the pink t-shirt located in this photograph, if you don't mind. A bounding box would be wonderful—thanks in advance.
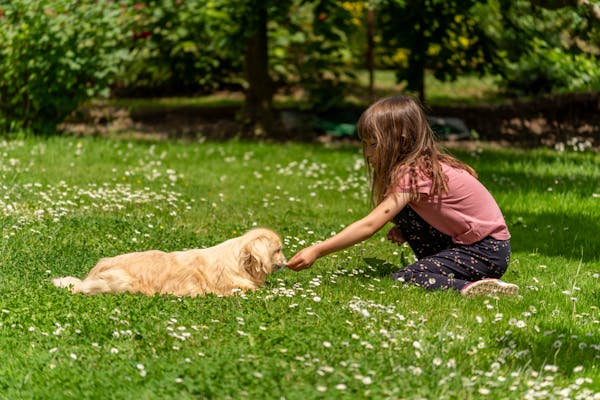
[396,163,510,244]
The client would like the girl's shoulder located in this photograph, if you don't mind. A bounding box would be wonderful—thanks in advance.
[395,161,477,193]
[441,162,477,180]
[395,164,431,191]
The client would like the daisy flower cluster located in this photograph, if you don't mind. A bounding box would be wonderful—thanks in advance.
[0,142,190,240]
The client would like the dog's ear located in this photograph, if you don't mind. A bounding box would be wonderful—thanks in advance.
[242,252,261,277]
[241,235,271,276]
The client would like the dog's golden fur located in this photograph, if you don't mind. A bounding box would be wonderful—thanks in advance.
[52,228,286,297]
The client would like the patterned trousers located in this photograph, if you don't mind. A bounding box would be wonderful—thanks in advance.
[390,207,511,291]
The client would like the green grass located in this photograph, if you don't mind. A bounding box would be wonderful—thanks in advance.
[104,70,502,112]
[353,70,502,106]
[1,137,599,399]
[107,92,245,111]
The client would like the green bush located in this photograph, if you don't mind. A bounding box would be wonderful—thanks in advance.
[269,2,356,110]
[501,39,600,96]
[474,1,600,97]
[116,0,356,108]
[114,0,242,97]
[0,0,131,134]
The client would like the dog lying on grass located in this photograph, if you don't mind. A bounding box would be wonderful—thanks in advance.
[52,228,286,297]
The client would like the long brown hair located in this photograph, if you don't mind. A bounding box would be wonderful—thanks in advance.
[357,95,476,205]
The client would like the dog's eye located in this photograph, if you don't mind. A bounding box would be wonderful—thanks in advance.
[273,248,282,254]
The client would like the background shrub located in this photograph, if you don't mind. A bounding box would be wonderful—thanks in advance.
[502,40,600,96]
[0,0,130,134]
[113,0,243,97]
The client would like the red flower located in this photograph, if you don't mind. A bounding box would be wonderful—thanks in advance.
[132,30,152,40]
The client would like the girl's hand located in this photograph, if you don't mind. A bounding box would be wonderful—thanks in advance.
[386,226,406,245]
[286,246,320,271]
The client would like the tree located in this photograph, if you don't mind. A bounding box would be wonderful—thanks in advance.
[208,0,310,137]
[375,0,493,102]
[475,0,600,96]
[208,0,357,134]
[240,1,276,136]
[119,0,282,136]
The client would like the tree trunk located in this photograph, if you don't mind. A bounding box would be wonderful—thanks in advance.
[407,14,426,103]
[407,50,426,102]
[366,8,375,102]
[242,2,275,137]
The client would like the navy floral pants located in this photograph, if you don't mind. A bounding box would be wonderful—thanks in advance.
[390,207,511,291]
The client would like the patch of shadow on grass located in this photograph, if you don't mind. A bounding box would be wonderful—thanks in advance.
[505,210,600,263]
[362,257,401,278]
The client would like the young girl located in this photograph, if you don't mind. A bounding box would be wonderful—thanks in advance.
[286,95,518,296]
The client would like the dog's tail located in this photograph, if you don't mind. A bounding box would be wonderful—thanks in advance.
[52,276,82,293]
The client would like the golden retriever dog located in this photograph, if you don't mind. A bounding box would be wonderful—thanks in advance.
[52,228,286,297]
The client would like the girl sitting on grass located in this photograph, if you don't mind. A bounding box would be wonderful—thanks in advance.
[286,95,518,297]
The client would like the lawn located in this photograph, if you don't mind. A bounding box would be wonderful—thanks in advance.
[102,70,502,114]
[1,136,599,399]
[352,70,502,106]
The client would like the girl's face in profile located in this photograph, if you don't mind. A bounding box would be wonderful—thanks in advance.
[362,140,378,167]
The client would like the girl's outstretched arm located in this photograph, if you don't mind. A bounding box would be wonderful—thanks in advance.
[286,192,410,271]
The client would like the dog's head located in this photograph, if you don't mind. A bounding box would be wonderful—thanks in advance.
[240,228,286,281]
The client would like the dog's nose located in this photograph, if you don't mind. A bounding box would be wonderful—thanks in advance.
[274,262,286,271]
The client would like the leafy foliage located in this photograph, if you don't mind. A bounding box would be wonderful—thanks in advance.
[501,40,600,95]
[270,1,357,109]
[1,0,598,134]
[375,0,493,100]
[115,0,243,97]
[475,0,600,96]
[117,0,358,110]
[0,0,131,134]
